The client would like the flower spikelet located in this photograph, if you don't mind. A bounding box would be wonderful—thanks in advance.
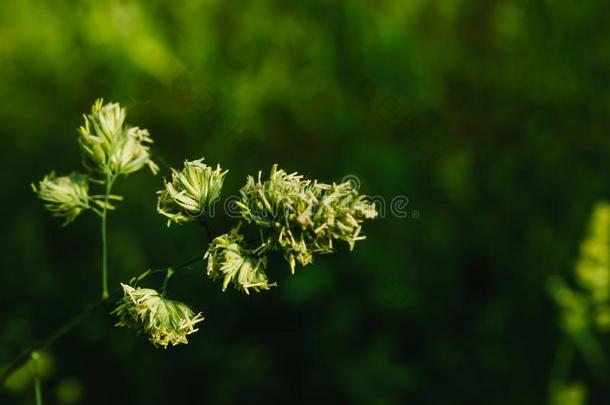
[204,228,275,294]
[31,172,91,225]
[157,158,228,226]
[78,99,158,176]
[112,283,204,348]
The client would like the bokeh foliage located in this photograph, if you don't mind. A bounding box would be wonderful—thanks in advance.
[1,0,610,403]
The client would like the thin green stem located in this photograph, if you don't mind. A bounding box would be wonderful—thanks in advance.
[1,296,113,385]
[34,376,42,405]
[31,352,42,405]
[90,206,103,218]
[100,174,115,300]
[161,268,175,297]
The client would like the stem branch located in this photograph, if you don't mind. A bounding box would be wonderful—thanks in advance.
[161,268,174,297]
[0,255,203,385]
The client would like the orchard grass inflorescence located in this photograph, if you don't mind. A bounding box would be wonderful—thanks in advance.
[24,96,377,403]
[32,98,377,349]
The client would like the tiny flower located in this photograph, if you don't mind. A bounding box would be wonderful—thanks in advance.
[112,283,204,348]
[311,181,378,251]
[79,98,158,177]
[157,158,227,226]
[31,172,91,225]
[110,126,159,175]
[236,164,312,228]
[204,229,275,294]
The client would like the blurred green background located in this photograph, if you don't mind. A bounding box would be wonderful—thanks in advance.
[1,0,610,403]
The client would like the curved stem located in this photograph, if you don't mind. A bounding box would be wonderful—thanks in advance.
[161,268,175,297]
[0,255,203,385]
[0,297,111,386]
[133,256,204,284]
[90,206,104,218]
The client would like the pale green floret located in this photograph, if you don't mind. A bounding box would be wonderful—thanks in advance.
[31,172,91,225]
[204,228,275,294]
[79,98,158,177]
[112,283,204,348]
[237,164,378,273]
[32,171,125,225]
[110,126,157,176]
[157,158,228,226]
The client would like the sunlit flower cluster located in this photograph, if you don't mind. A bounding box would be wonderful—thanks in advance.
[34,100,379,353]
[157,158,227,226]
[33,99,157,227]
[202,164,377,294]
[112,283,204,348]
[79,99,158,177]
[236,164,378,273]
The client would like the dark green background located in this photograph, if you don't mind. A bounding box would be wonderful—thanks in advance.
[1,0,609,403]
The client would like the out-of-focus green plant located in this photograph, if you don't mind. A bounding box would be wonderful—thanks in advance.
[551,382,587,405]
[3,352,53,394]
[549,202,610,338]
[575,203,610,331]
[548,202,610,404]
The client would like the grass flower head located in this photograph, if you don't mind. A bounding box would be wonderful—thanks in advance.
[157,158,227,226]
[31,172,91,225]
[79,99,158,177]
[112,283,204,348]
[205,228,275,294]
